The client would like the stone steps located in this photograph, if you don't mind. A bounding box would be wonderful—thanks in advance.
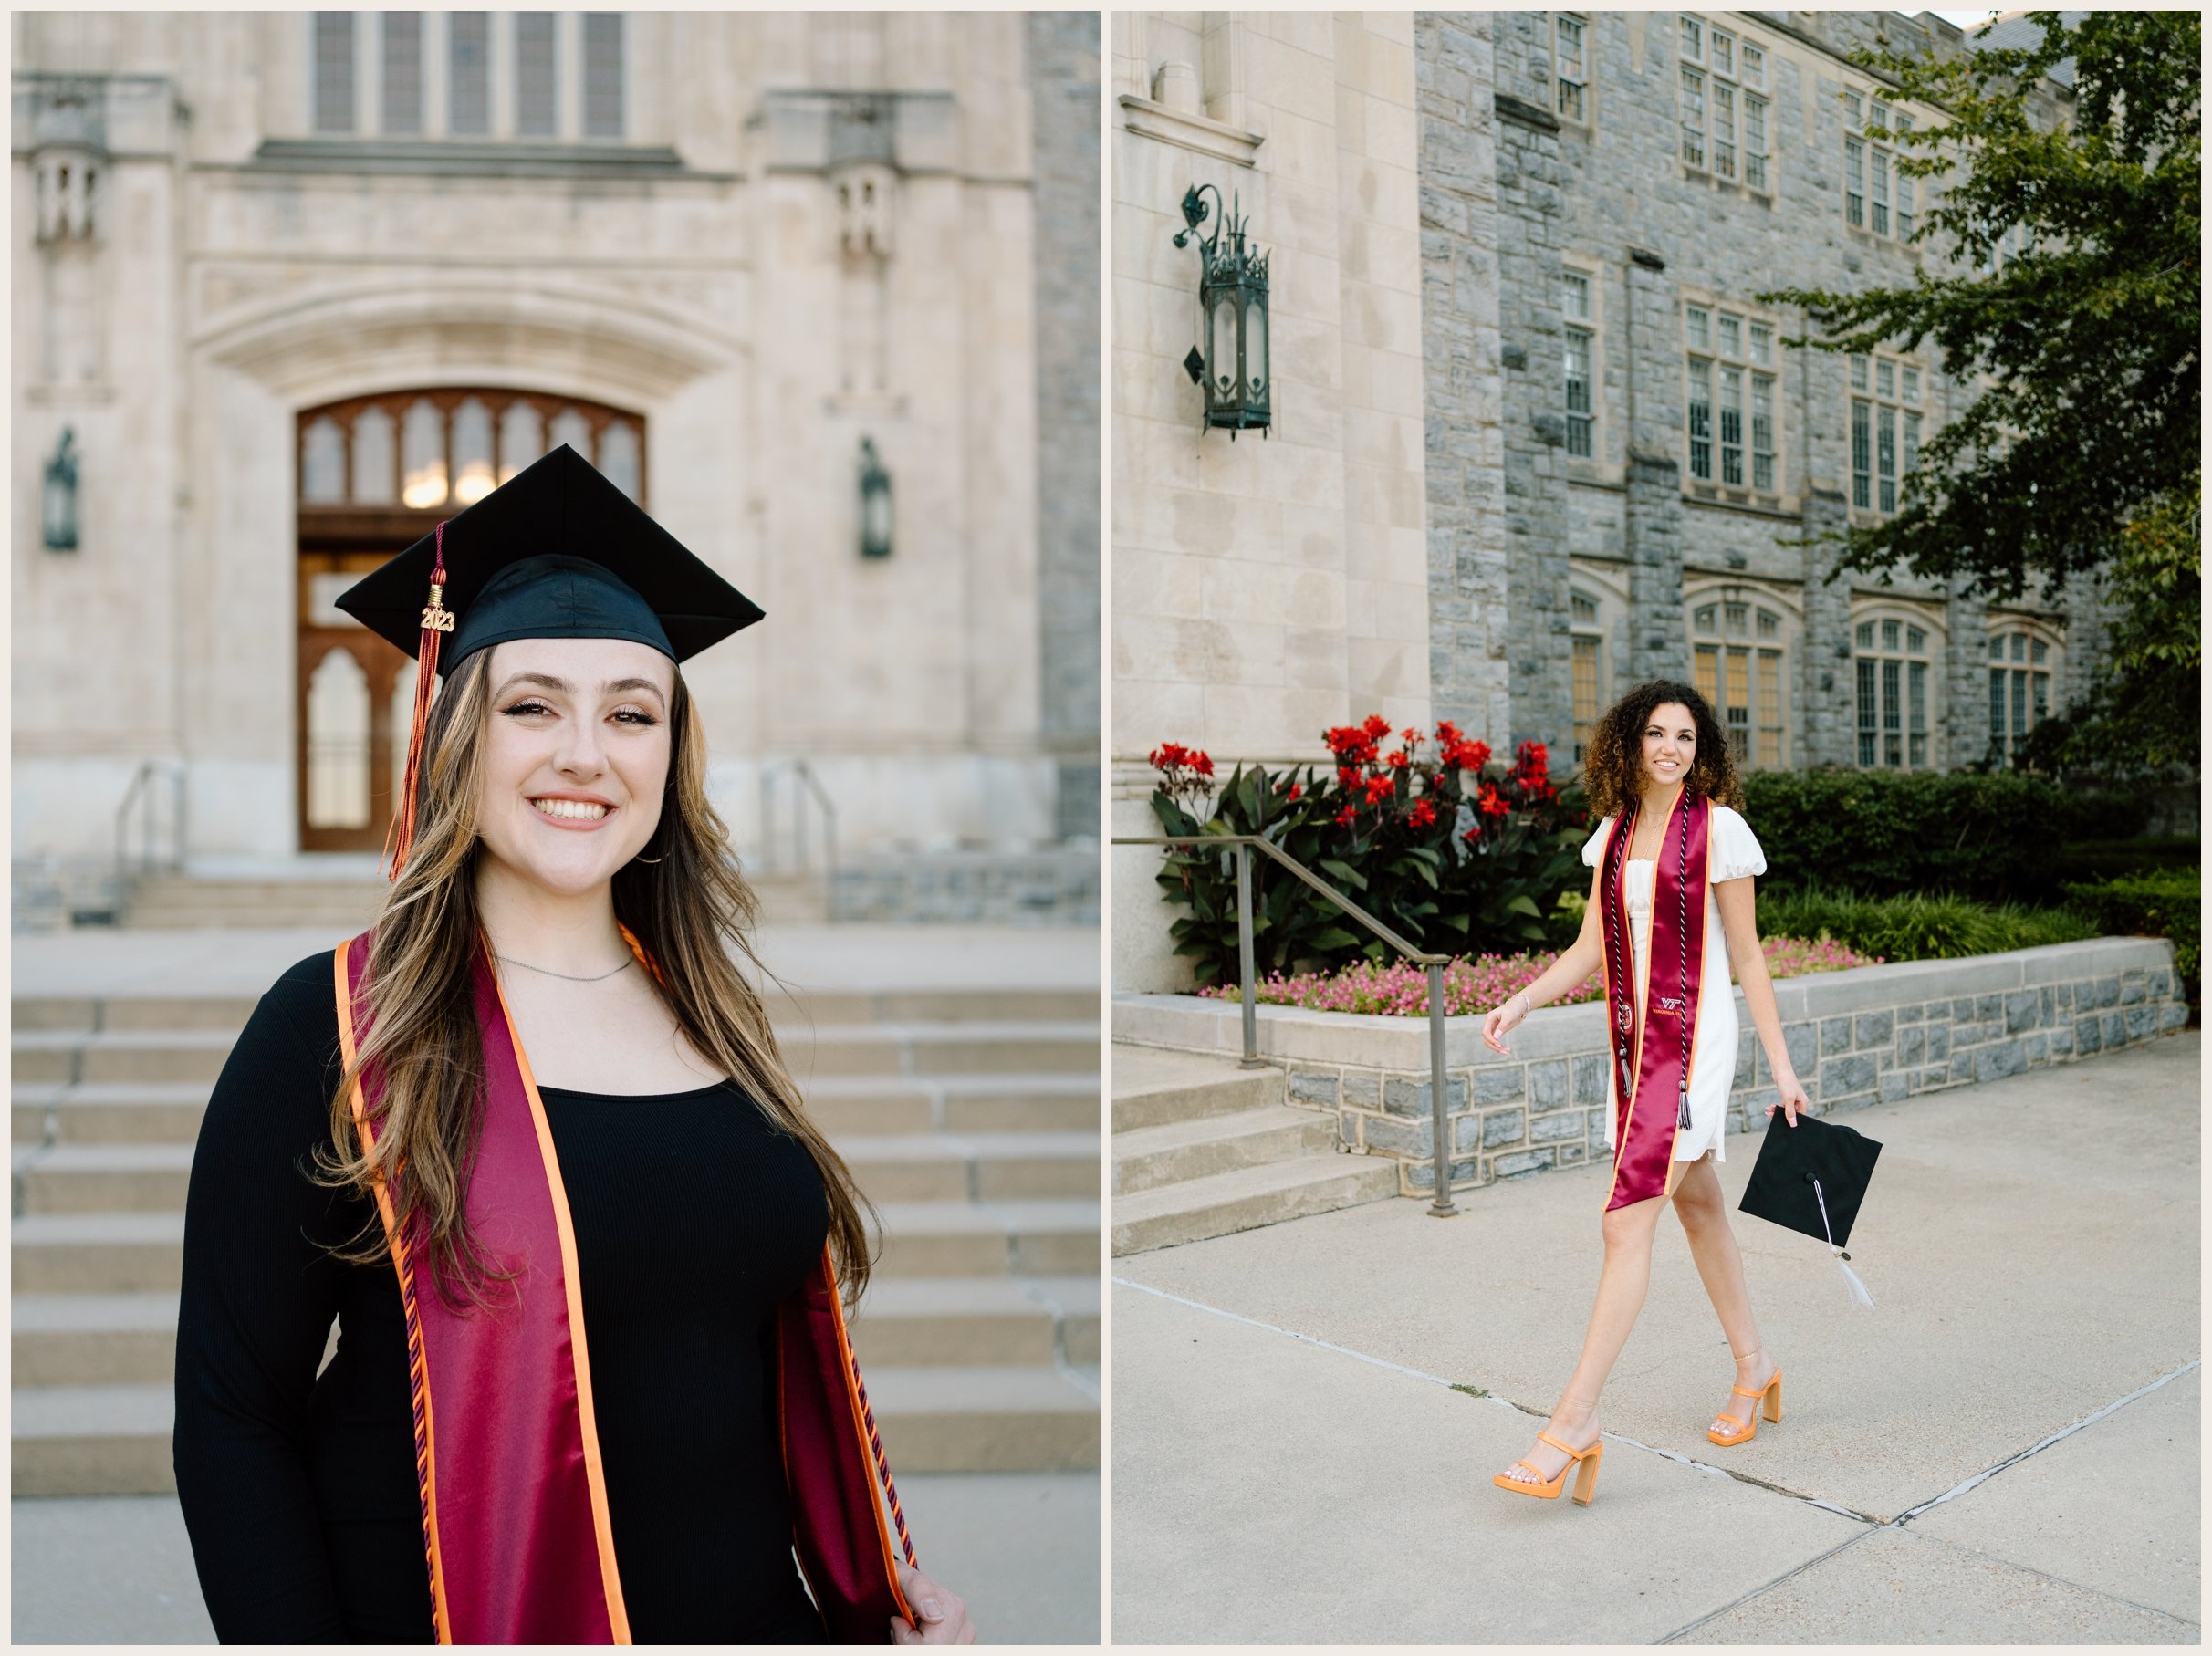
[119,873,836,929]
[13,1276,1101,1386]
[11,987,1099,1033]
[13,1074,1101,1145]
[12,1361,1102,1495]
[1111,1156,1399,1255]
[11,1022,1099,1087]
[11,1134,1097,1214]
[12,1202,1100,1296]
[1111,1104,1336,1193]
[1109,1044,1394,1255]
[1110,1046,1282,1132]
[11,982,1101,1490]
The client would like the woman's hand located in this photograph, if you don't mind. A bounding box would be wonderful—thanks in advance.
[1481,991,1530,1057]
[1763,1071,1810,1128]
[890,1565,976,1644]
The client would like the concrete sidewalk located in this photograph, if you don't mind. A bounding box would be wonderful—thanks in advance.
[12,1471,1099,1643]
[1112,1032,2200,1643]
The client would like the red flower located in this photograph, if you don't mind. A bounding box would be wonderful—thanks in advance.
[1286,782,1303,801]
[1336,807,1359,827]
[1361,713,1392,741]
[1435,720,1465,745]
[1194,750,1215,776]
[1363,775,1395,805]
[1461,822,1483,844]
[1478,783,1510,818]
[1386,749,1411,770]
[1408,799,1437,828]
[1337,766,1359,787]
[1516,739,1549,774]
[1442,737,1492,774]
[1401,726,1424,745]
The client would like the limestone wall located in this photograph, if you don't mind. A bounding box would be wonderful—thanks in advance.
[1112,12,1432,993]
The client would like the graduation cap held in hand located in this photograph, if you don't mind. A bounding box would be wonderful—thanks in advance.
[1737,1109,1883,1309]
[332,443,763,880]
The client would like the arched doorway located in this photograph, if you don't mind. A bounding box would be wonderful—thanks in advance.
[295,388,647,850]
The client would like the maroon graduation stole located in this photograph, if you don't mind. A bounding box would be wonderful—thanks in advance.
[333,930,917,1643]
[1595,791,1711,1211]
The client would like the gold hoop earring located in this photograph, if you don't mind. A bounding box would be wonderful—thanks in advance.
[632,851,665,865]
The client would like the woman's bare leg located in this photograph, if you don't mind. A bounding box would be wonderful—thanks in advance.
[1671,1151,1779,1437]
[1497,1193,1668,1484]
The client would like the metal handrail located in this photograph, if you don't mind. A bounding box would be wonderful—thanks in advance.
[1116,832,1460,1217]
[758,757,840,883]
[114,758,186,881]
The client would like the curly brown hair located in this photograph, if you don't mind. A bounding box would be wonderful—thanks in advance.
[1581,678,1744,819]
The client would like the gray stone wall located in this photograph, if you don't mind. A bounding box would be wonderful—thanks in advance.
[1418,11,2084,775]
[1415,14,1511,743]
[1027,13,1103,840]
[1276,941,2188,1196]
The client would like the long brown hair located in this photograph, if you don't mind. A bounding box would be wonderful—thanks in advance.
[313,647,876,1308]
[1581,678,1744,819]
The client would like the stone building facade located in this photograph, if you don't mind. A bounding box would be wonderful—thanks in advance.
[1426,8,2099,777]
[14,12,1099,904]
[1111,12,1433,989]
[1114,10,2093,990]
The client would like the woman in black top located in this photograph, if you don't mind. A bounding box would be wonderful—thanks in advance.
[172,448,974,1643]
[172,959,833,1641]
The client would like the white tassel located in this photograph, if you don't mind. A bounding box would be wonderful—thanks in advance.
[1812,1177,1876,1311]
[1836,1254,1876,1309]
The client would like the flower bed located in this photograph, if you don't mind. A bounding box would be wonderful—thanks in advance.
[1198,936,1879,1017]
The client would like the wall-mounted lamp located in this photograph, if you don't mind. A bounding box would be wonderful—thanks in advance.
[1174,183,1270,439]
[43,428,79,551]
[858,436,892,558]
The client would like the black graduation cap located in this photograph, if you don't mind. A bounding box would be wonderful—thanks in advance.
[332,443,763,669]
[1738,1109,1883,1308]
[331,443,761,878]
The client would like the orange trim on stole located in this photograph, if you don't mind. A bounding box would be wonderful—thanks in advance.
[484,950,635,1645]
[1602,789,1686,1208]
[332,946,454,1645]
[821,1245,917,1627]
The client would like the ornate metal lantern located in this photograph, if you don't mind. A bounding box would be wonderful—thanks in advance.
[857,436,892,559]
[42,428,79,551]
[1174,184,1270,438]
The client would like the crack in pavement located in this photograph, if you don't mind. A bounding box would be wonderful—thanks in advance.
[1658,1528,1883,1643]
[1116,1280,2200,1590]
[1888,1357,2199,1524]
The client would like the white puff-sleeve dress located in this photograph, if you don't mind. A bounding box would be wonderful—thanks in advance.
[1580,803,1768,1163]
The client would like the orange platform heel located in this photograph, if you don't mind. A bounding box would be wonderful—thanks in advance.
[1707,1362,1782,1447]
[1492,1429,1603,1505]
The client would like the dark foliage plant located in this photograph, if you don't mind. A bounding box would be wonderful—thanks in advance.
[1737,769,2146,904]
[2063,866,2200,985]
[1147,719,1587,986]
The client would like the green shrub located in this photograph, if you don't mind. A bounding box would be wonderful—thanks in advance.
[2050,836,2201,887]
[2062,867,2201,983]
[1755,883,2099,962]
[1738,771,2145,903]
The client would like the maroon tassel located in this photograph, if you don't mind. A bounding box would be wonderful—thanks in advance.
[384,521,453,881]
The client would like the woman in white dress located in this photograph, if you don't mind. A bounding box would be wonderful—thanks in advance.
[1480,680,1811,1504]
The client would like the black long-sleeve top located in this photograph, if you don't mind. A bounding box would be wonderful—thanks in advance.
[172,952,831,1643]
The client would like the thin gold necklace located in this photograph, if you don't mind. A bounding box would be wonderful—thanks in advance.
[495,953,633,984]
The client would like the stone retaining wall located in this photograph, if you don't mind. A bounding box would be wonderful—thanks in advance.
[1111,937,2186,1196]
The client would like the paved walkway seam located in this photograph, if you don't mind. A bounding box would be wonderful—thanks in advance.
[1899,1528,2204,1636]
[1657,1529,1881,1643]
[1889,1356,2199,1525]
[1118,1276,1890,1524]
